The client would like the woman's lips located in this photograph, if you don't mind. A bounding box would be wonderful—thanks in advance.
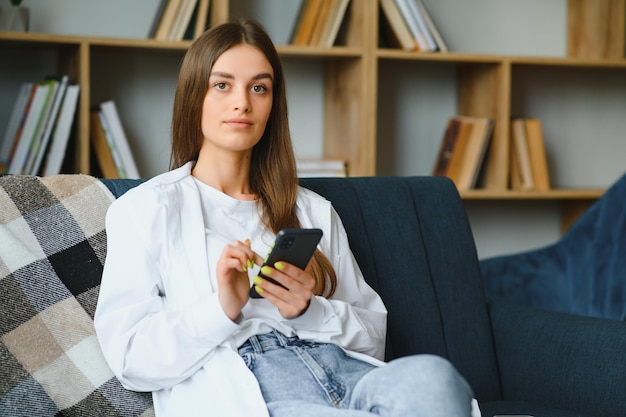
[225,118,252,129]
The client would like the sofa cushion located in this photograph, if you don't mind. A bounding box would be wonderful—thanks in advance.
[0,175,154,416]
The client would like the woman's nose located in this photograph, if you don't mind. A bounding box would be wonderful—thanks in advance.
[233,88,250,112]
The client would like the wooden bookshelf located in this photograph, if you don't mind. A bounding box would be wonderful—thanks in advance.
[1,0,624,235]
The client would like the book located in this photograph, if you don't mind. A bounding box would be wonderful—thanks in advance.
[148,0,169,38]
[509,138,523,190]
[454,116,494,191]
[28,75,70,175]
[394,0,429,51]
[317,0,350,48]
[406,0,437,51]
[0,82,34,173]
[23,79,60,174]
[168,0,198,41]
[524,118,551,191]
[154,0,183,40]
[414,0,448,52]
[443,119,473,186]
[98,101,140,179]
[291,0,324,45]
[193,0,211,39]
[296,158,348,177]
[432,116,494,190]
[309,0,334,46]
[380,0,416,51]
[432,117,461,177]
[97,110,126,178]
[8,82,52,174]
[510,118,534,190]
[42,84,80,176]
[90,111,119,178]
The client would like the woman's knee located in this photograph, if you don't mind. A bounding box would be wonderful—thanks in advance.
[351,354,474,416]
[355,354,473,399]
[392,354,468,386]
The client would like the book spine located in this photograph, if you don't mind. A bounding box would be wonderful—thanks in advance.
[394,0,428,51]
[415,0,448,52]
[99,101,140,179]
[31,75,70,175]
[42,84,80,176]
[8,84,50,174]
[98,110,127,178]
[0,82,34,173]
[407,0,437,51]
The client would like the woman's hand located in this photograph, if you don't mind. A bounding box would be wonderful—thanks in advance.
[252,261,316,319]
[216,239,262,321]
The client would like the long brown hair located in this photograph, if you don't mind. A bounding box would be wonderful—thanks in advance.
[170,20,336,297]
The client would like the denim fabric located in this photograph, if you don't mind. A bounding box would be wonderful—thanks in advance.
[238,331,474,416]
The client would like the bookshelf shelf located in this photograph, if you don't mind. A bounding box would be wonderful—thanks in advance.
[1,0,624,244]
[460,188,604,200]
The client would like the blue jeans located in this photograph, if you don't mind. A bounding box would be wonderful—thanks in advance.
[238,330,474,416]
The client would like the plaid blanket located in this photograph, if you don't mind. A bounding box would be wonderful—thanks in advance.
[0,175,154,417]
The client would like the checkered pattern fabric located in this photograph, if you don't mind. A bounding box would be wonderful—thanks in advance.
[0,175,154,417]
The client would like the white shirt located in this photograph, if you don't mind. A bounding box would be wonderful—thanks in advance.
[94,163,388,417]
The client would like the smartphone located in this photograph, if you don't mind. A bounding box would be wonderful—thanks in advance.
[249,228,323,298]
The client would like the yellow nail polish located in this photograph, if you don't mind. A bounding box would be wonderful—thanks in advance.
[247,259,254,269]
[261,266,272,275]
[255,285,264,294]
[242,264,248,272]
[274,261,285,271]
[253,276,262,284]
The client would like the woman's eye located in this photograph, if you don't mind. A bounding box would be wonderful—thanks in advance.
[251,84,267,94]
[214,82,228,90]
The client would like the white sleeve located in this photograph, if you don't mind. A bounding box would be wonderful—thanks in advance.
[94,190,238,392]
[289,206,388,361]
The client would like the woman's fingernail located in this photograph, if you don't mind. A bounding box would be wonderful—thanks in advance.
[245,238,251,245]
[242,264,248,272]
[261,266,272,275]
[255,285,264,294]
[274,261,285,271]
[247,259,254,269]
[253,276,262,284]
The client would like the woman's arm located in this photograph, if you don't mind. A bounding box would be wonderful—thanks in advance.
[94,189,239,392]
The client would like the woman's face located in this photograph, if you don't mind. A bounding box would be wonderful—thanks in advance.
[200,43,274,155]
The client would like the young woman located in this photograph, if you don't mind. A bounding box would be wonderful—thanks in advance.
[95,20,479,417]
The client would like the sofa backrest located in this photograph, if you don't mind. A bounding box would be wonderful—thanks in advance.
[103,175,503,402]
[300,176,502,402]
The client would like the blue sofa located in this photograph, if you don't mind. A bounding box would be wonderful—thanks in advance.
[1,173,624,416]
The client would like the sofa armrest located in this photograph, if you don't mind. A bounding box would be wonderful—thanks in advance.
[490,302,626,417]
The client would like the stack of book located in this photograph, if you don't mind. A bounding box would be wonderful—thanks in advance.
[432,116,494,191]
[151,0,211,41]
[0,75,80,176]
[509,117,551,191]
[380,0,447,52]
[290,0,351,47]
[90,101,140,179]
[297,159,348,178]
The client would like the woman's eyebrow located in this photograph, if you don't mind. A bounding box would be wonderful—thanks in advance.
[210,71,273,81]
